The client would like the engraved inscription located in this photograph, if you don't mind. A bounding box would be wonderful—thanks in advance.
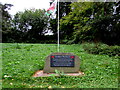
[50,55,75,67]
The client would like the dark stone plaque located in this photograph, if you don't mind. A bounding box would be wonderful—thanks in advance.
[43,53,80,73]
[50,55,75,67]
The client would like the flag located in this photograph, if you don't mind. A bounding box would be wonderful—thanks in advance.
[46,0,57,18]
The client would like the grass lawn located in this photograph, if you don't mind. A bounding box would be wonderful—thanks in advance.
[2,43,119,88]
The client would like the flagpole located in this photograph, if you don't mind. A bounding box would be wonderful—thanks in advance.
[57,0,59,52]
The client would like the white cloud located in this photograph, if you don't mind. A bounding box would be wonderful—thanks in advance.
[1,0,50,15]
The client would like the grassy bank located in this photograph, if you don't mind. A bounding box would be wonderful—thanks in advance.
[2,43,119,88]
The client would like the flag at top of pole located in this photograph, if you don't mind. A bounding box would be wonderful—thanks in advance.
[46,0,58,18]
[46,0,60,52]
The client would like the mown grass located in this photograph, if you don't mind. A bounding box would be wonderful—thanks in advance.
[2,43,119,88]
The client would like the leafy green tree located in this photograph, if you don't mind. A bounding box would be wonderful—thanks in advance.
[13,9,49,42]
[1,3,13,42]
[60,2,120,45]
[0,3,2,42]
[60,2,94,43]
[49,2,71,40]
[91,2,120,45]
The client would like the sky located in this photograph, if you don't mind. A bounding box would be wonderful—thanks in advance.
[1,0,116,15]
[1,0,51,15]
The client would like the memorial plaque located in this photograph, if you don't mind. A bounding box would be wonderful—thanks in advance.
[50,55,74,67]
[43,53,80,73]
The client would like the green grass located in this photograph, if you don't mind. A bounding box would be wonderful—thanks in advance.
[2,43,119,88]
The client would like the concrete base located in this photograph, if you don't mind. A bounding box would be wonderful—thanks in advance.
[32,70,84,77]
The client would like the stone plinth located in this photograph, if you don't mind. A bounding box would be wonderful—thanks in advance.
[43,53,80,73]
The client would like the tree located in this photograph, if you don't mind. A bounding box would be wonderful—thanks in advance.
[49,2,71,40]
[1,3,13,42]
[12,9,49,43]
[60,2,120,45]
[0,3,2,42]
[91,2,120,45]
[60,2,94,43]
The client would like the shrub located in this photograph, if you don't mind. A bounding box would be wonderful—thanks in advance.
[82,43,120,57]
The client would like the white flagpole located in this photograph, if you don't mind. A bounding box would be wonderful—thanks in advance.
[57,0,60,52]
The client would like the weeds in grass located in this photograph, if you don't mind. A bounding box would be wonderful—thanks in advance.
[2,43,119,88]
[16,43,21,49]
[55,70,65,76]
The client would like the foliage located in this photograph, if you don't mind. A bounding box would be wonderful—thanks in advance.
[49,18,57,36]
[1,3,13,42]
[2,2,120,45]
[91,2,120,45]
[49,2,71,38]
[83,43,120,57]
[60,2,120,45]
[60,2,96,43]
[12,9,49,43]
[55,70,65,76]
[59,2,71,19]
[2,43,118,88]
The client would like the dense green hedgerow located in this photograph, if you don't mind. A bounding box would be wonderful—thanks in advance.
[82,43,120,57]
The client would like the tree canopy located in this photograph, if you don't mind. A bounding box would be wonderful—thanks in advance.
[1,1,120,45]
[1,3,13,42]
[60,2,120,45]
[12,9,49,43]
